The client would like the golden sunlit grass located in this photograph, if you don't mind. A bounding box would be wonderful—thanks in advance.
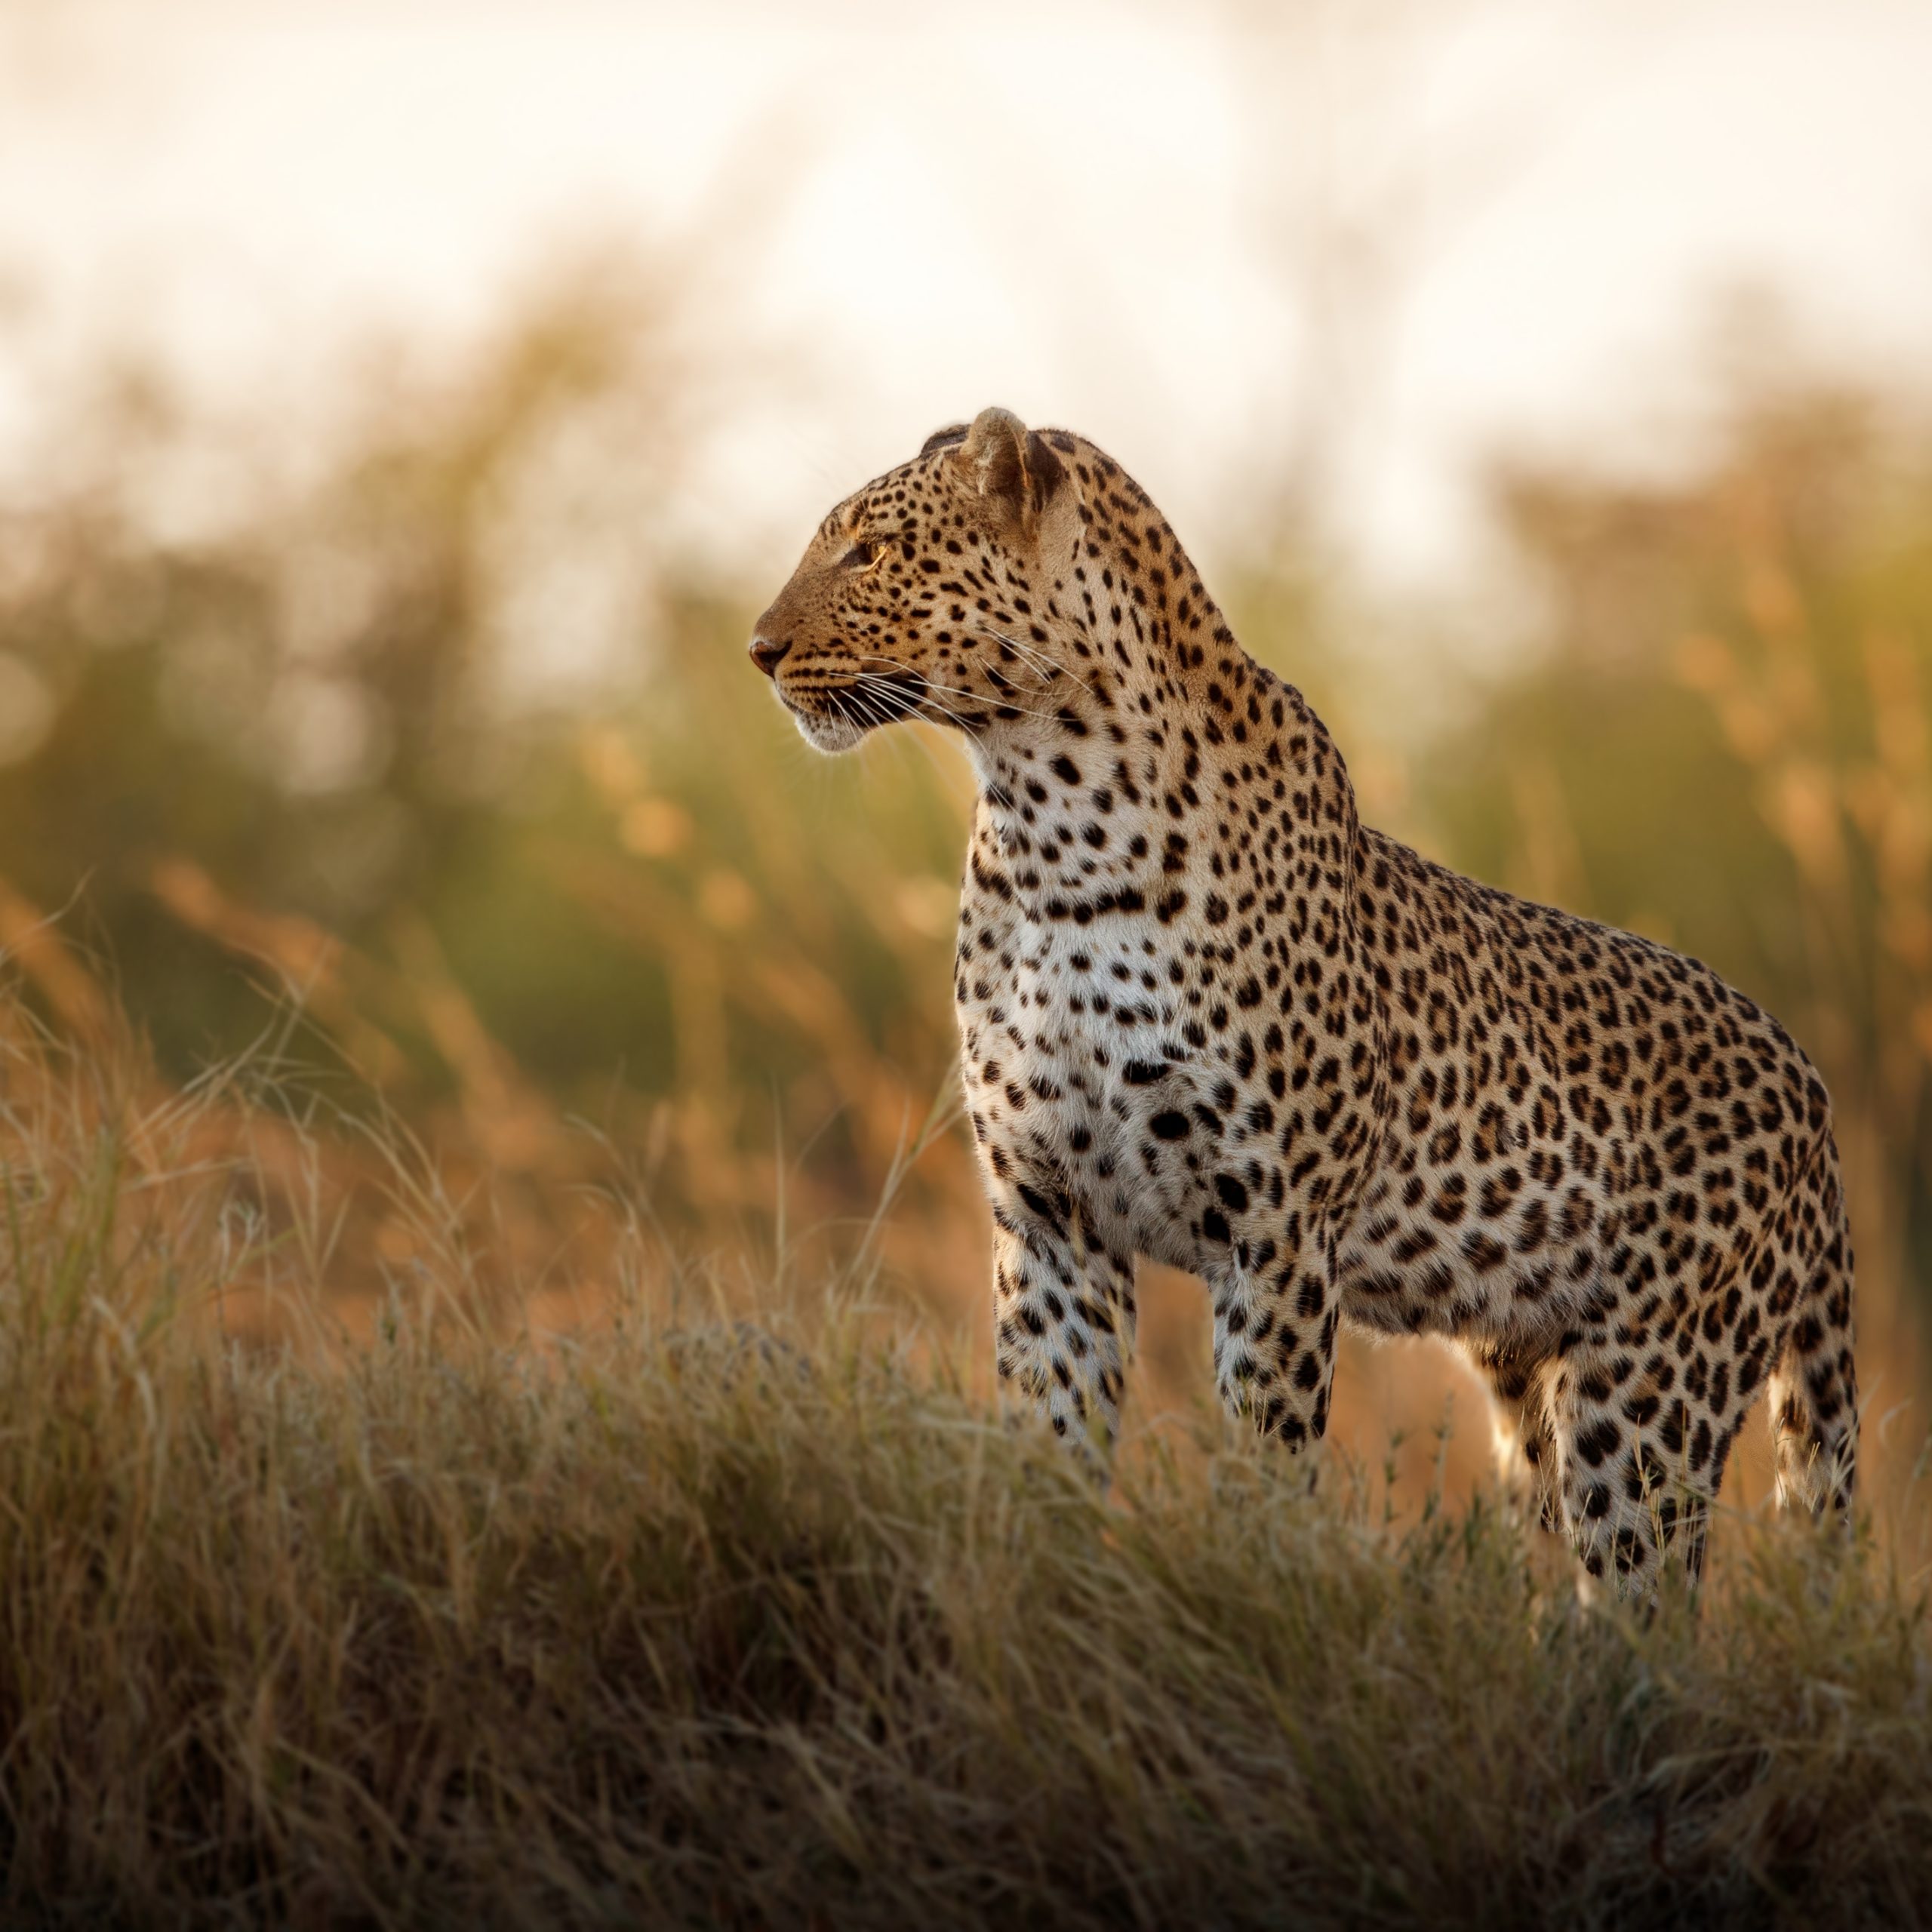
[2,990,1930,1929]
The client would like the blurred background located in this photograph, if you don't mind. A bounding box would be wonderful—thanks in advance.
[4,0,1931,1512]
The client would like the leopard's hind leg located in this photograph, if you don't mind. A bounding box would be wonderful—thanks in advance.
[1545,1315,1726,1601]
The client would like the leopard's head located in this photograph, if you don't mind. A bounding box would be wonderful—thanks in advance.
[752,407,1084,754]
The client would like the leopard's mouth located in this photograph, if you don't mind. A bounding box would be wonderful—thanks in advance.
[777,670,928,754]
[820,672,927,728]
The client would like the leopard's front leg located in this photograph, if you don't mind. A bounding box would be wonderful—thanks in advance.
[986,1168,1137,1457]
[1208,1215,1343,1454]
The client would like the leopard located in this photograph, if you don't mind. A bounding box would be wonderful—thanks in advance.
[749,405,1858,1596]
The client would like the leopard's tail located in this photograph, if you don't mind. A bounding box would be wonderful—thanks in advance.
[1768,1129,1858,1522]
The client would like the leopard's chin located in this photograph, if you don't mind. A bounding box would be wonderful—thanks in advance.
[791,707,870,755]
[770,685,871,753]
[776,672,927,755]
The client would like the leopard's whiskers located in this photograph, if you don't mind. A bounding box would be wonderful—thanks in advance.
[851,656,1064,728]
[977,624,1097,700]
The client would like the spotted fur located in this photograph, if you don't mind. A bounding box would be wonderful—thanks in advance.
[751,407,1857,1595]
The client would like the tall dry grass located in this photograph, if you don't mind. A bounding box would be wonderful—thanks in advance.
[0,986,1929,1929]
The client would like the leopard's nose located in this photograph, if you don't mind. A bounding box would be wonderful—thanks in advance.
[749,634,791,678]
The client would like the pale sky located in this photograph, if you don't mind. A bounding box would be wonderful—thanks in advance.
[3,0,1930,601]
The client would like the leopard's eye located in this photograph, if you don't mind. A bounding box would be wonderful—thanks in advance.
[841,540,881,570]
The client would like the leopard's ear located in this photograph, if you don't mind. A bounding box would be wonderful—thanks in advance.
[961,406,1064,521]
[920,422,969,456]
